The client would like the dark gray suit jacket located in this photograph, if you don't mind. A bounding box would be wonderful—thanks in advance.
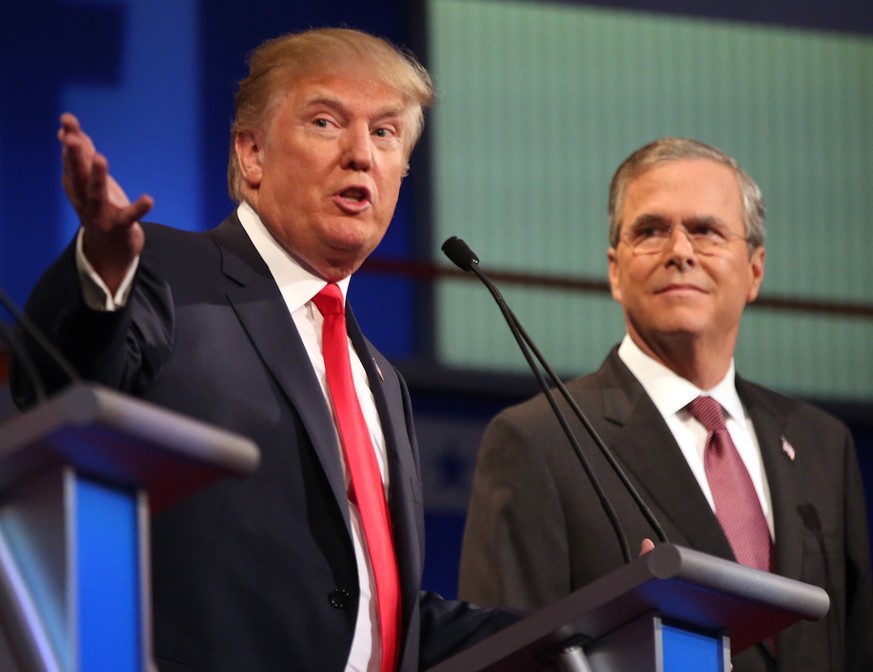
[459,347,873,672]
[15,213,515,671]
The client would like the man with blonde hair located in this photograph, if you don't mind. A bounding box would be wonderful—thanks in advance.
[16,27,515,672]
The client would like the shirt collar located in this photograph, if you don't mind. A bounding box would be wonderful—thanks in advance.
[617,334,744,421]
[236,201,350,311]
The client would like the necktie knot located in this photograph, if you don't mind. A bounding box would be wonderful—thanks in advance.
[312,283,344,317]
[688,395,726,434]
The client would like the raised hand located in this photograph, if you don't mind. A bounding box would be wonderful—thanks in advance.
[59,113,154,294]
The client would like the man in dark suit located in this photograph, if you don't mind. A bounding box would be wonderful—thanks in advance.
[15,27,515,672]
[458,137,873,671]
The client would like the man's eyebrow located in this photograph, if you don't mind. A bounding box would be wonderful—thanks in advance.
[629,213,668,229]
[629,213,726,229]
[301,94,407,121]
[301,94,346,112]
[683,215,727,229]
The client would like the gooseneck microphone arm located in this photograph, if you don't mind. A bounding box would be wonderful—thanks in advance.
[442,236,670,560]
[442,236,635,562]
[507,304,668,545]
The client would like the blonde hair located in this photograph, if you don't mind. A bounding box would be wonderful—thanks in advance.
[227,27,435,202]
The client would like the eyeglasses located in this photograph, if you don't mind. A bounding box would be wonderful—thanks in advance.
[618,221,749,256]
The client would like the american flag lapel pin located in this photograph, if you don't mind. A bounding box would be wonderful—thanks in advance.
[781,435,796,461]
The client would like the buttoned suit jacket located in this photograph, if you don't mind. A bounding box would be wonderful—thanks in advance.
[16,213,514,672]
[458,347,873,672]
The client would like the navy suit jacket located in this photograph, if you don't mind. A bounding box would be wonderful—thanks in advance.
[459,347,873,672]
[15,213,514,671]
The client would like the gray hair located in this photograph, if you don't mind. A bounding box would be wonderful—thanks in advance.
[607,137,766,252]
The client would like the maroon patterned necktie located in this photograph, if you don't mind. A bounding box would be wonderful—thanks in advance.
[313,283,400,672]
[688,395,773,573]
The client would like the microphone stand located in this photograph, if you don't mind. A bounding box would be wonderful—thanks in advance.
[442,237,669,565]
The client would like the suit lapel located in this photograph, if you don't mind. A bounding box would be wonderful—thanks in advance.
[594,350,736,560]
[346,308,422,623]
[209,215,350,523]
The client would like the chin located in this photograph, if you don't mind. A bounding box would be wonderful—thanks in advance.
[322,246,375,277]
[327,221,385,250]
[658,323,709,340]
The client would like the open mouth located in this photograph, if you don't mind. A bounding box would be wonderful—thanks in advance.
[333,186,372,214]
[340,187,369,202]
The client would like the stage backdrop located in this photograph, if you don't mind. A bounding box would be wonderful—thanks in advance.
[427,0,873,404]
[1,0,871,601]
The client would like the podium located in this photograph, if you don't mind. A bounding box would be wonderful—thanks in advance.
[428,543,829,672]
[0,384,259,672]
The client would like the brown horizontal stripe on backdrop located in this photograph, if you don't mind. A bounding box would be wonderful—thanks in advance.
[361,258,873,319]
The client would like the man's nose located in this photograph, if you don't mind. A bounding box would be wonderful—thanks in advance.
[342,124,373,171]
[665,226,697,263]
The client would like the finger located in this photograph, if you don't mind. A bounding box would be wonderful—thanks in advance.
[59,112,80,137]
[59,117,96,167]
[60,112,80,129]
[121,194,155,224]
[61,132,95,187]
[639,538,656,556]
[58,114,87,154]
[61,135,87,178]
[60,137,96,212]
[80,154,110,229]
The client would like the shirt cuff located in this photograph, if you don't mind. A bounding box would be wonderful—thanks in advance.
[74,228,140,311]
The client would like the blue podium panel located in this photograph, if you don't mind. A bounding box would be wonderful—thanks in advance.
[586,612,729,672]
[75,477,143,672]
[660,621,726,672]
[0,467,148,672]
[0,466,70,671]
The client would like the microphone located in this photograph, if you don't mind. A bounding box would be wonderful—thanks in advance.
[442,236,669,562]
[0,287,80,404]
[441,236,479,271]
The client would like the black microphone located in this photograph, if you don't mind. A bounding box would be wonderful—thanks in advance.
[442,236,479,271]
[0,287,80,403]
[442,236,669,562]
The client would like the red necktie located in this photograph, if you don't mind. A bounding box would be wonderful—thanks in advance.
[689,396,773,573]
[313,283,400,672]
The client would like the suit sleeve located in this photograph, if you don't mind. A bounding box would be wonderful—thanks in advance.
[417,591,522,669]
[12,231,174,407]
[842,429,873,671]
[458,407,573,610]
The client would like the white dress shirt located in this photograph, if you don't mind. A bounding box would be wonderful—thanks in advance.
[617,335,775,539]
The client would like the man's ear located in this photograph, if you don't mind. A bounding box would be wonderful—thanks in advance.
[746,245,766,303]
[607,247,623,304]
[235,130,263,188]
